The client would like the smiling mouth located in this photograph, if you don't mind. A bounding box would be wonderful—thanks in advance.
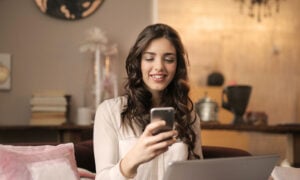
[150,74,166,81]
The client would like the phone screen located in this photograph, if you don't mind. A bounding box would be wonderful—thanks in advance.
[150,107,175,135]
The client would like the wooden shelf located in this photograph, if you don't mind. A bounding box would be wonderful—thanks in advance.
[201,123,300,167]
[201,123,300,134]
[0,124,93,144]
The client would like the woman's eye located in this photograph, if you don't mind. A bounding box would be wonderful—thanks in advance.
[144,57,154,61]
[164,58,176,63]
[142,55,154,61]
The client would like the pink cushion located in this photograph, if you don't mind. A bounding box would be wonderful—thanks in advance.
[0,143,80,180]
[77,167,96,179]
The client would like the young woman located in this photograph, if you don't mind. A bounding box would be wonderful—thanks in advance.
[93,23,203,180]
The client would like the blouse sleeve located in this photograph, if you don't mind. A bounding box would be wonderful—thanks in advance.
[93,100,128,180]
[193,113,204,159]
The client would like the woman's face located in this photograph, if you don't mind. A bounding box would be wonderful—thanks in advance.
[141,37,177,96]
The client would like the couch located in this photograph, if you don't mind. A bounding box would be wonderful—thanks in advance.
[1,140,251,179]
[74,140,251,173]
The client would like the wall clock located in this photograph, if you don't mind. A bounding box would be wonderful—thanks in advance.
[0,63,9,85]
[0,53,11,90]
[34,0,105,20]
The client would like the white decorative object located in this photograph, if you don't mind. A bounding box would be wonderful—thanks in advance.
[77,107,92,125]
[80,27,118,116]
[102,44,119,100]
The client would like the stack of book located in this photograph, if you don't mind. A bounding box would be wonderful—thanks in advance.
[30,92,71,126]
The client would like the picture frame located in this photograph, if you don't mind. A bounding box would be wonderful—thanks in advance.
[0,53,11,90]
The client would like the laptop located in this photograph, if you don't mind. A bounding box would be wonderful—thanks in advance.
[163,154,279,180]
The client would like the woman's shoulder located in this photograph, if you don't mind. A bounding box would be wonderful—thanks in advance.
[99,96,127,109]
[94,96,127,127]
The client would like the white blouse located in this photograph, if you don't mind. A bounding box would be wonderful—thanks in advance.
[93,96,203,180]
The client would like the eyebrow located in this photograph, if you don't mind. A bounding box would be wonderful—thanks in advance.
[142,52,176,56]
[142,52,155,55]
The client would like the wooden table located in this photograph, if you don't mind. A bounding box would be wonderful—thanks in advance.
[201,123,300,167]
[0,124,93,144]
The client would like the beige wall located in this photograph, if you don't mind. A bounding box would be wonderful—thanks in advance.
[157,0,300,125]
[0,0,153,125]
[157,0,300,164]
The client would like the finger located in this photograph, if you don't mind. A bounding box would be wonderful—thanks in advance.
[141,129,177,148]
[143,120,166,136]
[154,130,178,143]
[148,130,177,146]
[150,138,177,151]
[144,129,176,145]
[151,117,163,122]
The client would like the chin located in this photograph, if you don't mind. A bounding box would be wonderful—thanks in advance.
[146,82,170,93]
[150,86,167,92]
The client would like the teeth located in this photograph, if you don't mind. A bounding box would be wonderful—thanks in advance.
[152,75,164,79]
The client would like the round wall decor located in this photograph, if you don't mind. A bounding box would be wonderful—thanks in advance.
[34,0,105,20]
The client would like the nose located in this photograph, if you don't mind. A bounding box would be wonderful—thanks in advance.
[153,58,164,71]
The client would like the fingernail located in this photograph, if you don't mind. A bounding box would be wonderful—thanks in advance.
[174,131,178,136]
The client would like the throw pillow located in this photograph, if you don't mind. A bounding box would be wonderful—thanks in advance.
[0,143,79,180]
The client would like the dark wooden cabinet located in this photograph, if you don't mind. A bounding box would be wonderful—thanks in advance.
[0,124,93,144]
[201,123,300,167]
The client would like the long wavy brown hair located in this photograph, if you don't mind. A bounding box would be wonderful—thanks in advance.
[121,23,199,159]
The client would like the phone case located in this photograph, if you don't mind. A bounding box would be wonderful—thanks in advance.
[150,107,175,135]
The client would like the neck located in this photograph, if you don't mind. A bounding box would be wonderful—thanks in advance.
[151,92,161,107]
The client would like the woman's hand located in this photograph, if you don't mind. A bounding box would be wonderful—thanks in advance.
[120,120,178,178]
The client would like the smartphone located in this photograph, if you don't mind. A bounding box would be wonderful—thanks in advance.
[150,107,175,135]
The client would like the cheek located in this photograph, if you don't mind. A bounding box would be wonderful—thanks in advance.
[141,63,149,77]
[168,64,177,76]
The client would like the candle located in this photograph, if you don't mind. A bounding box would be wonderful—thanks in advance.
[105,56,110,76]
[94,47,101,108]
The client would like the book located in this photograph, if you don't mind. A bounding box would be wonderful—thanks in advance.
[30,96,67,106]
[30,118,66,126]
[31,106,67,112]
[29,91,72,125]
[32,90,66,97]
[31,112,66,119]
